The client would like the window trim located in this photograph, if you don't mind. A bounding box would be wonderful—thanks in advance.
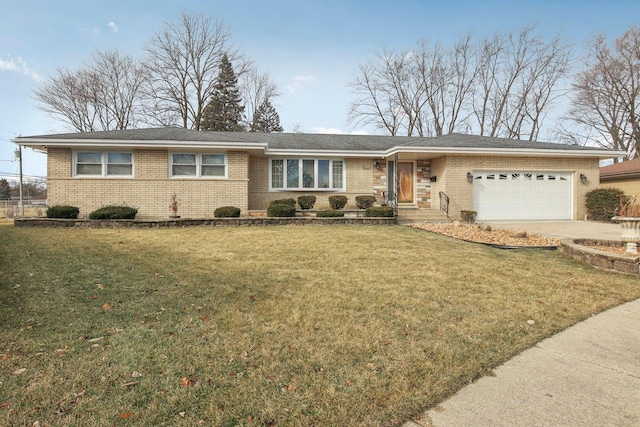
[269,158,345,191]
[73,151,134,178]
[169,152,228,179]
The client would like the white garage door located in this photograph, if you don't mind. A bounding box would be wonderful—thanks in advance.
[472,171,572,220]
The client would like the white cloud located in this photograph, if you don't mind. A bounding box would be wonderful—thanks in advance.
[287,75,314,93]
[108,21,118,33]
[0,56,43,82]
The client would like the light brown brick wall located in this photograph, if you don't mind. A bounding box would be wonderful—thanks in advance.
[430,155,599,220]
[600,179,640,198]
[248,157,375,210]
[47,148,249,219]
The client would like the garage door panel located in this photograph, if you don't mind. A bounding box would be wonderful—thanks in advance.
[473,171,572,220]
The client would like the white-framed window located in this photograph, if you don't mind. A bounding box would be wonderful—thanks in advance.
[74,151,133,177]
[269,158,345,190]
[169,153,227,178]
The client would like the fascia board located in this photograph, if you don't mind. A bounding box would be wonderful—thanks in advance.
[387,146,626,159]
[13,138,268,152]
[263,149,387,158]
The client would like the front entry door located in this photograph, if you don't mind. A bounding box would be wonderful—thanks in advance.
[397,162,414,204]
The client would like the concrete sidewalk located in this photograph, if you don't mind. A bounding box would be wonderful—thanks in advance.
[484,220,622,241]
[403,220,640,427]
[405,298,640,426]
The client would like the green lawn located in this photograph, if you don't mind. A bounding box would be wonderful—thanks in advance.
[1,224,639,426]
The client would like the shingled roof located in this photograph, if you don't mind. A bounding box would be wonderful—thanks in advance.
[15,127,621,158]
[600,157,640,180]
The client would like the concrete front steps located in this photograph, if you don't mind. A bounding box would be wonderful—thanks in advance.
[397,208,450,224]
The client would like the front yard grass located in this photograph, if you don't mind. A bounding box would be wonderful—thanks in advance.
[1,225,639,426]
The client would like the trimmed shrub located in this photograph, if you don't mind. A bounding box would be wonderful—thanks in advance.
[460,210,477,223]
[214,206,241,218]
[297,195,316,210]
[270,198,296,207]
[88,205,138,220]
[355,195,376,209]
[585,188,627,221]
[365,206,395,217]
[46,205,79,219]
[328,195,348,210]
[267,203,297,217]
[316,209,344,218]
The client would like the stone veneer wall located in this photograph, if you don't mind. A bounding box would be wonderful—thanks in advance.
[47,147,250,219]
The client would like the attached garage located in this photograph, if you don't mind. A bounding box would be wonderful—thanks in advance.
[472,171,573,220]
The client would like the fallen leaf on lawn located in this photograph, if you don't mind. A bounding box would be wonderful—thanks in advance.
[97,284,104,290]
[102,303,111,311]
[201,315,208,322]
[247,415,253,422]
[12,368,26,375]
[120,412,133,418]
[1,353,8,360]
[179,412,186,418]
[87,337,104,343]
[345,380,352,386]
[180,377,196,387]
[366,363,376,369]
[131,371,142,378]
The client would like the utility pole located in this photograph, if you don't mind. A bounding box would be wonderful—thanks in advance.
[16,146,24,217]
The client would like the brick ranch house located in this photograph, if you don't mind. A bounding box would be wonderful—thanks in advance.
[14,128,622,221]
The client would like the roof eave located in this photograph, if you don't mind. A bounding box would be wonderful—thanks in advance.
[13,138,268,153]
[388,146,625,159]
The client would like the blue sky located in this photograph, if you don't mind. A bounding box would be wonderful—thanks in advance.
[1,0,639,177]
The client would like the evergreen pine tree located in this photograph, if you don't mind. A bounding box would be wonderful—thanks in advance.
[251,99,283,133]
[201,54,245,131]
[0,178,11,200]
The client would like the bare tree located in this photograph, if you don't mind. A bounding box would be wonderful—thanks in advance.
[471,26,570,140]
[563,27,640,159]
[34,49,147,132]
[144,12,251,130]
[240,69,281,131]
[349,26,570,141]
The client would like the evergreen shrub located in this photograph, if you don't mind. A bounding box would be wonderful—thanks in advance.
[316,209,344,218]
[271,198,296,207]
[328,195,348,210]
[585,188,626,221]
[355,195,376,209]
[297,195,316,210]
[267,203,297,217]
[214,206,241,218]
[88,205,138,220]
[46,205,79,219]
[365,206,395,217]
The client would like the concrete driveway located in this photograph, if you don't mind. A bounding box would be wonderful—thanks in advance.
[484,220,622,241]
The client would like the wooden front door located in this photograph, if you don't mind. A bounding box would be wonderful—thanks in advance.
[397,162,414,204]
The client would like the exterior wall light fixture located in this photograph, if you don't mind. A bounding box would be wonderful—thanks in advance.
[467,172,473,183]
[580,173,588,184]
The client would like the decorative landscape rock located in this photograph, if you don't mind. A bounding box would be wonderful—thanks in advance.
[478,223,492,232]
[509,230,528,238]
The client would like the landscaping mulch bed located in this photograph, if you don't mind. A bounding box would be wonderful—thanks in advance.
[413,222,560,247]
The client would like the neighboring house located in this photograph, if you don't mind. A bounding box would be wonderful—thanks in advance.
[14,128,622,221]
[599,157,640,198]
